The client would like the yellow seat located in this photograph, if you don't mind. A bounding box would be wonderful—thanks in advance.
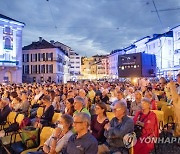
[9,114,25,144]
[37,107,44,118]
[7,112,17,124]
[151,110,164,129]
[161,105,174,124]
[157,101,167,110]
[52,113,62,124]
[1,112,17,129]
[106,112,115,121]
[21,127,55,154]
[16,114,25,125]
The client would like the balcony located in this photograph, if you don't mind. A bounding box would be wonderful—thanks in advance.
[4,45,13,50]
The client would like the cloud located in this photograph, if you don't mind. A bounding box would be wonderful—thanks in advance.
[0,0,179,56]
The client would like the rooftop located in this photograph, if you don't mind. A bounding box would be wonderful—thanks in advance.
[0,14,25,25]
[22,38,68,56]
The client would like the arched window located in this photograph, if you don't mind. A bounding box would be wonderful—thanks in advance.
[4,38,11,49]
[4,27,11,34]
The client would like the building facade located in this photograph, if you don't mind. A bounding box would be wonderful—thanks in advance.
[69,50,81,81]
[52,41,70,83]
[81,57,94,80]
[109,49,126,79]
[22,38,69,83]
[172,25,180,69]
[0,14,25,83]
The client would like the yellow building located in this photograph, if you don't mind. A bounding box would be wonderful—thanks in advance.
[81,55,109,80]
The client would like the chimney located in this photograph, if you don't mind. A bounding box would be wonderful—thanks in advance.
[39,37,42,42]
[50,40,55,44]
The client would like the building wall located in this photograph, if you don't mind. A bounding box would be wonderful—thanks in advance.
[173,26,180,66]
[0,18,24,83]
[22,48,67,83]
[108,53,119,79]
[69,51,81,81]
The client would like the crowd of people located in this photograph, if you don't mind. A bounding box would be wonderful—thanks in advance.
[0,75,179,154]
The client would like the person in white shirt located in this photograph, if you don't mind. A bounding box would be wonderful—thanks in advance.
[43,114,74,154]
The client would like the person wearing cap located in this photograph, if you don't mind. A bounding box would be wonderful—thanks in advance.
[133,98,159,154]
[73,96,91,117]
[0,97,11,124]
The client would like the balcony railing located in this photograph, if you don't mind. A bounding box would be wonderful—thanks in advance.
[4,45,13,50]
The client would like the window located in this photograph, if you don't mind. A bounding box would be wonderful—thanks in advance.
[41,53,45,61]
[46,65,49,73]
[23,65,25,74]
[178,32,180,40]
[35,54,37,62]
[149,45,151,50]
[33,77,36,82]
[26,54,29,62]
[25,65,29,74]
[22,54,25,62]
[41,65,45,73]
[31,65,33,74]
[4,27,12,34]
[42,53,45,61]
[38,53,41,61]
[46,53,49,61]
[31,54,33,62]
[4,38,12,50]
[50,53,53,61]
[76,57,80,59]
[32,65,37,74]
[76,66,80,68]
[47,77,51,82]
[38,65,40,74]
[49,64,53,73]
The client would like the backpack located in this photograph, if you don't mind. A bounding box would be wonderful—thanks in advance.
[21,126,39,148]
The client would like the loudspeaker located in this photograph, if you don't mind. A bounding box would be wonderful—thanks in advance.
[118,53,156,77]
